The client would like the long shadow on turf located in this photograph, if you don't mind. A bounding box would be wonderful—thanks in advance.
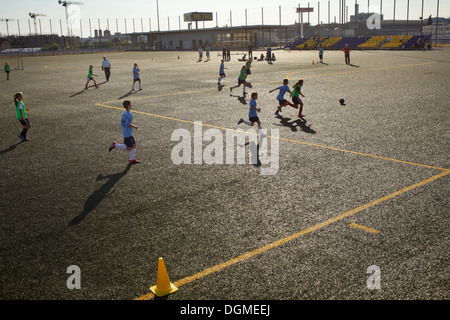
[230,94,248,105]
[0,142,22,155]
[274,116,316,134]
[118,90,140,100]
[240,141,262,167]
[68,164,131,226]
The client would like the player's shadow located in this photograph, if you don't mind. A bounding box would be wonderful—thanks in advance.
[217,84,225,92]
[230,93,248,105]
[275,116,316,134]
[238,140,263,167]
[0,142,22,155]
[349,64,360,68]
[69,89,86,98]
[118,90,139,100]
[68,164,131,226]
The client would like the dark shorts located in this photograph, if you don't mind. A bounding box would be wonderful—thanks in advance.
[133,77,141,82]
[238,79,246,85]
[249,116,259,123]
[19,118,30,126]
[246,69,251,75]
[292,96,302,105]
[124,136,136,148]
[219,72,226,78]
[278,99,288,106]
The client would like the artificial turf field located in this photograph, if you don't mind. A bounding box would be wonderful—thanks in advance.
[0,48,449,302]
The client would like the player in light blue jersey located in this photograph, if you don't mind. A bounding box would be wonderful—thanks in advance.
[269,79,295,116]
[109,100,140,164]
[132,63,142,91]
[218,59,226,85]
[237,92,264,137]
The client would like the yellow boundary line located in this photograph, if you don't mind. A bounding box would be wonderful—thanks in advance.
[135,169,450,300]
[94,102,447,171]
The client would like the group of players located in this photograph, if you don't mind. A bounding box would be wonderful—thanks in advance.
[219,52,306,139]
[11,49,307,165]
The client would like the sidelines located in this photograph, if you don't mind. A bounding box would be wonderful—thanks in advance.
[135,169,450,300]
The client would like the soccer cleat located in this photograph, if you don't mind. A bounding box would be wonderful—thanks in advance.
[109,141,116,152]
[230,87,233,92]
[298,114,305,118]
[238,118,244,125]
[274,112,280,116]
[129,159,140,164]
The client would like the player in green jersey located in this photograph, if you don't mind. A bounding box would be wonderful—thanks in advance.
[230,65,249,95]
[85,65,98,90]
[4,61,10,80]
[14,92,31,141]
[291,80,306,118]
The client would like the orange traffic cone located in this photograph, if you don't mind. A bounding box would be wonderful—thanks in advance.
[149,257,178,297]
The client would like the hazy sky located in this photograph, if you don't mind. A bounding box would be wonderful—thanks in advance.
[1,0,448,36]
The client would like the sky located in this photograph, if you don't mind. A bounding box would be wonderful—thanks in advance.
[1,0,448,37]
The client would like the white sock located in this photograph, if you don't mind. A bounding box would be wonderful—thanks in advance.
[116,144,126,150]
[130,148,136,160]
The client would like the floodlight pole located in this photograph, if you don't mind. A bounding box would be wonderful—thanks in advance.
[421,0,424,35]
[435,0,439,47]
[156,0,160,31]
[301,11,304,38]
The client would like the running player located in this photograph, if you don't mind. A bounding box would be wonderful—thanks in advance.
[109,100,140,165]
[230,65,248,95]
[269,79,295,116]
[218,59,226,85]
[237,92,263,137]
[292,80,306,117]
